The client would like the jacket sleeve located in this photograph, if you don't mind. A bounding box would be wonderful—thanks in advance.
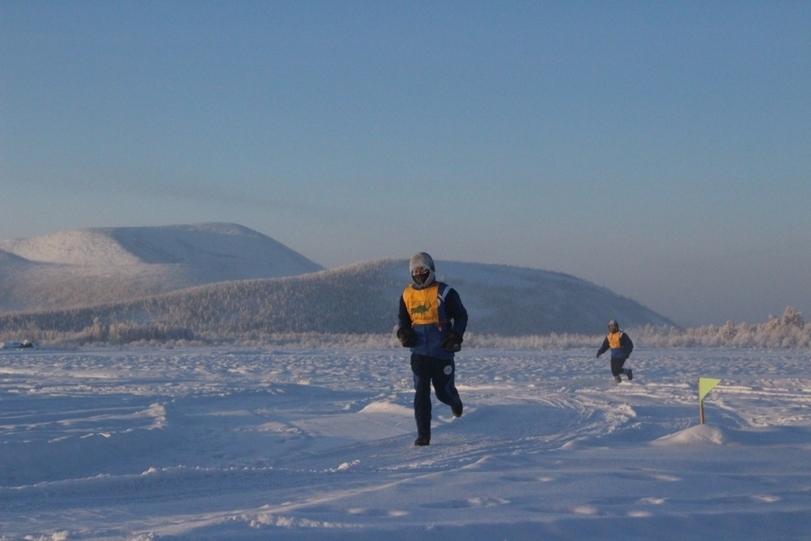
[397,295,412,330]
[621,333,634,355]
[597,337,609,356]
[444,288,468,336]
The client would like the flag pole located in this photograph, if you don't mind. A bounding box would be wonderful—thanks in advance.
[699,377,705,424]
[697,377,721,425]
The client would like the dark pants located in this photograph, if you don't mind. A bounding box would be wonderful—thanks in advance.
[610,357,627,377]
[411,353,462,439]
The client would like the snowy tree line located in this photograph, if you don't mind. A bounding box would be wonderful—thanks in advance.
[1,306,807,349]
[457,307,808,349]
[630,306,808,348]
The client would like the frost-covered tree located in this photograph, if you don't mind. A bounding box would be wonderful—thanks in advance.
[720,321,737,340]
[781,306,805,329]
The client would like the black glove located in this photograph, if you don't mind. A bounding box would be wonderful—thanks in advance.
[441,331,463,353]
[397,327,416,347]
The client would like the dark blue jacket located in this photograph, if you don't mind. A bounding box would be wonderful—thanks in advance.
[597,331,634,360]
[398,282,468,360]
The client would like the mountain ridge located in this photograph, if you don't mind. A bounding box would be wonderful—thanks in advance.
[0,224,675,339]
[0,223,323,313]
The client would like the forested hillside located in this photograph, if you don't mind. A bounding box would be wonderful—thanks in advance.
[0,259,674,344]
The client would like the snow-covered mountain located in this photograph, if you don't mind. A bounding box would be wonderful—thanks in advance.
[0,223,323,313]
[0,228,675,338]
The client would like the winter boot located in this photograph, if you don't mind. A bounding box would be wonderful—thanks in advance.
[613,375,622,383]
[626,368,633,381]
[452,403,463,418]
[414,435,430,446]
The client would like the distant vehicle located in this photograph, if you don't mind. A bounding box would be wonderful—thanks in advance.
[0,339,34,349]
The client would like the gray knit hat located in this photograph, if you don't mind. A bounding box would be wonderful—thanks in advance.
[409,252,435,273]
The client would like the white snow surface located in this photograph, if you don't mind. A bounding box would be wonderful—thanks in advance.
[2,346,810,540]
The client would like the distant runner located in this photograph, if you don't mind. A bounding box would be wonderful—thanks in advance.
[596,319,634,383]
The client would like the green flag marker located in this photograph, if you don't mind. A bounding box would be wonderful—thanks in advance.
[698,378,721,402]
[698,377,721,424]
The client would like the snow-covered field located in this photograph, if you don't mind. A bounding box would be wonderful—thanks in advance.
[2,346,810,540]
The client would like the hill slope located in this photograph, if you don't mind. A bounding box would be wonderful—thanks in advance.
[0,223,323,313]
[0,259,674,339]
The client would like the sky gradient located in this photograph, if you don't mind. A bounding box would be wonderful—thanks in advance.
[2,1,810,327]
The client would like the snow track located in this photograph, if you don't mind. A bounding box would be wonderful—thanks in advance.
[2,347,811,539]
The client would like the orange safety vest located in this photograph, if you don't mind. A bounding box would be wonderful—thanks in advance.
[402,282,452,328]
[607,331,624,349]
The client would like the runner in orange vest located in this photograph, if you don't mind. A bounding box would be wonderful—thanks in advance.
[596,319,634,383]
[397,252,468,446]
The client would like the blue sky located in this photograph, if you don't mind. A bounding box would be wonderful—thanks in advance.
[2,1,810,327]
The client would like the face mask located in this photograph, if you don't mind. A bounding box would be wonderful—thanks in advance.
[412,270,431,286]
